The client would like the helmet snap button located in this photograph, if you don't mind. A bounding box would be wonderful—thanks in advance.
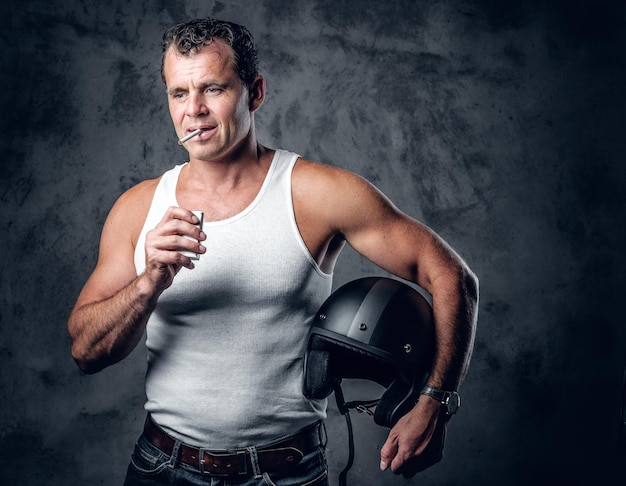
[404,344,412,353]
[359,323,367,331]
[319,313,326,320]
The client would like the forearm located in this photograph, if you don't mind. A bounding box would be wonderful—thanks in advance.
[68,275,159,374]
[380,266,478,474]
[426,265,479,391]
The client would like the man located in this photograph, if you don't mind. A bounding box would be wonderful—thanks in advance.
[68,17,478,485]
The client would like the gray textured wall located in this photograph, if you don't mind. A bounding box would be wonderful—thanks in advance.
[1,0,625,484]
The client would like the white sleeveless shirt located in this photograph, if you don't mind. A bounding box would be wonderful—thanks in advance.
[134,150,332,448]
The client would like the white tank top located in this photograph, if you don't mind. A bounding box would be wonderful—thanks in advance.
[134,150,332,448]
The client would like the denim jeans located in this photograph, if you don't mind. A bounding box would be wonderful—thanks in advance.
[123,433,329,486]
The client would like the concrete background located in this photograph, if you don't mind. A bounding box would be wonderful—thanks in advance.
[1,0,625,484]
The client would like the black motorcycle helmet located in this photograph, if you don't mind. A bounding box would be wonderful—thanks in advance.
[304,276,435,427]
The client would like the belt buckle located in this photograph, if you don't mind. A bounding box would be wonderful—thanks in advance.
[200,449,248,476]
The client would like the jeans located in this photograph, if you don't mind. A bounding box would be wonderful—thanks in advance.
[123,433,329,486]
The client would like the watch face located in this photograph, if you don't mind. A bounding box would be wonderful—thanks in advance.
[444,392,460,414]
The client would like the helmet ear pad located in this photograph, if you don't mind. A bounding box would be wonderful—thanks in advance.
[303,349,335,400]
[374,378,422,428]
[304,334,396,400]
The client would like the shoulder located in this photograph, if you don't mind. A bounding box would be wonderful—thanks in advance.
[292,157,398,231]
[293,158,393,207]
[292,157,379,196]
[103,176,162,246]
[114,176,160,211]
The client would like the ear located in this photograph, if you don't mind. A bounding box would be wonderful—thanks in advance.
[248,75,265,112]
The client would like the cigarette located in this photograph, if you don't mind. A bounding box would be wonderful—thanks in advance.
[178,129,202,145]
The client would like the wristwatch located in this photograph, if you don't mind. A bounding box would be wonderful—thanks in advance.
[420,386,461,415]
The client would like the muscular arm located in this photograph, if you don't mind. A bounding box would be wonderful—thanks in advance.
[68,182,206,374]
[294,160,478,474]
[68,275,159,374]
[347,203,478,392]
[357,209,478,474]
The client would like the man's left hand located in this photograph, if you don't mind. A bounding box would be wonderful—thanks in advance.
[379,396,449,477]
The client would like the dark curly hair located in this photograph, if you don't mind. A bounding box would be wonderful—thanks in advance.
[161,18,259,86]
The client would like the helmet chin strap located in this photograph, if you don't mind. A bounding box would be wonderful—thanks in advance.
[329,375,426,485]
[331,380,354,486]
[331,379,381,486]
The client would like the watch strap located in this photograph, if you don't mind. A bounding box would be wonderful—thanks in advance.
[420,386,460,415]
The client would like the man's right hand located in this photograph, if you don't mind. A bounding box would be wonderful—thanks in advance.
[143,206,206,293]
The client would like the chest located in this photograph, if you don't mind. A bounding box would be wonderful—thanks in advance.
[177,183,263,222]
[156,205,324,316]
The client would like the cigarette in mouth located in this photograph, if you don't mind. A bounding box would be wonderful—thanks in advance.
[178,129,202,145]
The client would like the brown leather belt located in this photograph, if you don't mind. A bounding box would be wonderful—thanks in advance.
[143,415,323,476]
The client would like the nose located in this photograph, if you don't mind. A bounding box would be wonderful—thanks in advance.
[186,91,208,118]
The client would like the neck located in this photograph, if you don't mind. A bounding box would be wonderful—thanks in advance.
[176,143,274,222]
[183,142,271,192]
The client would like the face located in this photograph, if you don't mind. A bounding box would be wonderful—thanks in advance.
[163,40,263,162]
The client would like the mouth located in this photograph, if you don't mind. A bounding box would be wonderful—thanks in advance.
[178,126,214,145]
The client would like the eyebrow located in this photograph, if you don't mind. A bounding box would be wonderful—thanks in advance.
[166,81,230,96]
